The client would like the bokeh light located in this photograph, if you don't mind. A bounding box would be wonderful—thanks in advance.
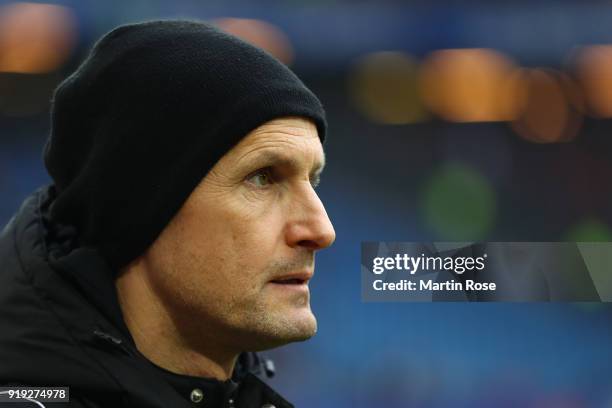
[566,218,612,241]
[0,2,76,74]
[511,69,583,143]
[573,45,612,118]
[421,162,496,240]
[213,18,294,65]
[348,51,427,125]
[418,48,524,122]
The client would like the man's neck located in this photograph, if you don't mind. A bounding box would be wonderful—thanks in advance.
[115,261,238,380]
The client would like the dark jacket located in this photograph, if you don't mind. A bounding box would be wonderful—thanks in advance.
[0,186,292,408]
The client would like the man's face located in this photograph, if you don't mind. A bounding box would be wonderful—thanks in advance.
[140,117,335,353]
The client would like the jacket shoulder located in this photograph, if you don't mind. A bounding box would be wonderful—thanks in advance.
[0,190,119,394]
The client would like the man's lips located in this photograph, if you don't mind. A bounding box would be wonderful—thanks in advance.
[269,271,313,285]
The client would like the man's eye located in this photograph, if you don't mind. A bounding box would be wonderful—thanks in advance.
[246,169,273,187]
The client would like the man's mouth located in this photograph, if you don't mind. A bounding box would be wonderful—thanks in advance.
[270,277,308,285]
[268,271,313,287]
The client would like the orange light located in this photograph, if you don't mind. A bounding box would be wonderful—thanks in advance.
[213,18,294,66]
[573,45,612,117]
[419,48,525,122]
[0,2,77,74]
[348,51,427,125]
[511,69,583,143]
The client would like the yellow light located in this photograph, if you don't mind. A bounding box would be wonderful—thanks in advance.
[348,51,428,125]
[573,45,612,118]
[0,2,76,74]
[511,69,583,143]
[213,18,294,66]
[419,48,525,122]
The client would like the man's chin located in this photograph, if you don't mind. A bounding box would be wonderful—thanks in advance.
[246,311,317,350]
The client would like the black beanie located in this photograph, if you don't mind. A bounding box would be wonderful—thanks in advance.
[43,20,327,272]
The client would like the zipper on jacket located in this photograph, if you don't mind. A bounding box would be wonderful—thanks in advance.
[92,328,133,356]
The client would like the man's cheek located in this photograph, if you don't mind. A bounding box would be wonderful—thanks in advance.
[239,204,274,224]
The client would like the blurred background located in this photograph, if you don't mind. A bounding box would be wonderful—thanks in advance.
[1,0,612,406]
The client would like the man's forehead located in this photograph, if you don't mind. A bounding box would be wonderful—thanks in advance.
[231,118,325,170]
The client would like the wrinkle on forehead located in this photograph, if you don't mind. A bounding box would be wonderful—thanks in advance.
[225,117,325,171]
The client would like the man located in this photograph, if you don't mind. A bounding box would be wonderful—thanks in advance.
[0,20,335,407]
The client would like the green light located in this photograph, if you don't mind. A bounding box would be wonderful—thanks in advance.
[422,162,496,240]
[566,218,612,242]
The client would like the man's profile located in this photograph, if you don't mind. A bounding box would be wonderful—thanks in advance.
[0,20,335,408]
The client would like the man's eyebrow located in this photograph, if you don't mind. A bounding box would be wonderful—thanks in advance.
[241,150,326,175]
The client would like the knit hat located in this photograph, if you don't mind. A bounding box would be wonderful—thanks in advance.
[43,20,327,272]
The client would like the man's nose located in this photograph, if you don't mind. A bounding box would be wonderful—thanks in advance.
[285,185,336,251]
